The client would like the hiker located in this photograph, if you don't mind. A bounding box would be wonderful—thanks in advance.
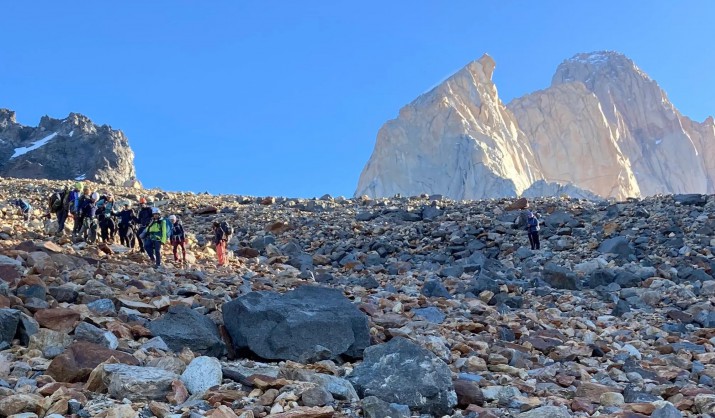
[136,197,153,253]
[143,207,167,268]
[46,185,70,234]
[97,193,117,243]
[68,182,83,233]
[73,188,92,236]
[14,199,32,222]
[212,220,232,267]
[169,215,186,265]
[116,203,137,248]
[79,192,99,243]
[526,210,541,250]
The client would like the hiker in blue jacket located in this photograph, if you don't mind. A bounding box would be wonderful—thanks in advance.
[526,210,541,250]
[14,199,32,222]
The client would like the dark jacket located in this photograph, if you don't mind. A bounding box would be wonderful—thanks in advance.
[81,201,97,218]
[526,216,540,233]
[78,195,91,213]
[137,206,153,227]
[213,226,226,245]
[171,221,186,243]
[116,209,136,226]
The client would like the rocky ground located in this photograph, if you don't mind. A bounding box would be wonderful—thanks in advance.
[2,178,715,418]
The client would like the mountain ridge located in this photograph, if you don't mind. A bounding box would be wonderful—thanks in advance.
[356,51,714,200]
[0,109,138,186]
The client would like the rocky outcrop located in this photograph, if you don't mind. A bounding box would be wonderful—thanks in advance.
[549,51,709,196]
[223,286,370,362]
[355,54,541,200]
[509,82,639,200]
[357,51,714,200]
[0,109,137,185]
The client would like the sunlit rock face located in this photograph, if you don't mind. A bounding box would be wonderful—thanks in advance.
[356,54,541,200]
[357,51,714,200]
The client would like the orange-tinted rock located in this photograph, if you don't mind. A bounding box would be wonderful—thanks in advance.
[506,198,529,211]
[47,341,139,383]
[34,307,80,333]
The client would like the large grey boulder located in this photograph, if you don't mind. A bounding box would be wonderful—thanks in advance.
[361,396,411,418]
[223,286,370,362]
[102,364,178,401]
[542,263,581,290]
[348,337,456,416]
[598,236,634,259]
[181,356,222,396]
[516,406,572,418]
[147,305,225,357]
[0,309,21,348]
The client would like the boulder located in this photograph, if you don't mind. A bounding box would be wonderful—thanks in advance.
[0,308,21,347]
[0,394,44,417]
[47,341,139,383]
[34,308,80,333]
[147,305,225,357]
[180,356,222,396]
[102,364,179,401]
[516,406,571,418]
[542,263,581,290]
[598,236,634,258]
[73,322,118,349]
[223,286,370,362]
[361,396,410,418]
[348,337,456,416]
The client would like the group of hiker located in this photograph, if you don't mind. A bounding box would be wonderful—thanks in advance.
[12,182,233,269]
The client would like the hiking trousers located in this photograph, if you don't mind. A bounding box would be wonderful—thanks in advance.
[57,209,68,232]
[100,218,116,242]
[216,240,227,266]
[172,240,186,263]
[528,231,540,250]
[146,239,162,267]
[118,223,132,247]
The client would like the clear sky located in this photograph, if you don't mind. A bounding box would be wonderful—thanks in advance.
[2,1,713,197]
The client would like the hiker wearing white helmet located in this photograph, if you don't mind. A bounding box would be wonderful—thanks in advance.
[169,215,187,265]
[143,207,167,268]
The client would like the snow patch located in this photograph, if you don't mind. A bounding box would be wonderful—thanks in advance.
[69,130,74,137]
[75,174,86,181]
[11,132,58,159]
[655,139,662,145]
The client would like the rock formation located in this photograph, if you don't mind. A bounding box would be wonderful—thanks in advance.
[356,55,541,200]
[547,51,710,196]
[0,109,137,186]
[357,51,715,200]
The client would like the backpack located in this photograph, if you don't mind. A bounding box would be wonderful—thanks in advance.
[219,220,233,238]
[49,192,63,213]
[527,216,540,231]
[16,199,30,212]
[163,217,173,240]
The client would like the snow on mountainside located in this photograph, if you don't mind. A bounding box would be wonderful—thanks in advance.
[0,109,138,186]
[356,51,715,200]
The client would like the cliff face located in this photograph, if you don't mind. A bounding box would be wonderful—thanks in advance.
[356,55,541,200]
[356,51,714,200]
[549,52,708,196]
[508,82,640,200]
[0,109,137,186]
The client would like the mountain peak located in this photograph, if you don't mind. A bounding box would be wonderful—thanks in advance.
[552,50,649,87]
[0,108,17,128]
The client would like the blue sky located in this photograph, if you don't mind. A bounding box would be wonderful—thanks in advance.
[2,1,713,197]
